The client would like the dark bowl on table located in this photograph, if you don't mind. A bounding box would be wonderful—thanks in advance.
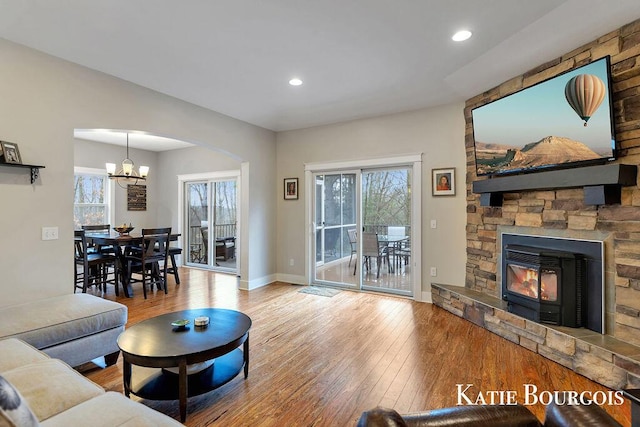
[114,226,134,235]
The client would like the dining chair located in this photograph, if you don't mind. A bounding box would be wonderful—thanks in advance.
[81,224,114,254]
[387,226,406,272]
[125,227,171,299]
[347,229,357,267]
[361,232,390,278]
[201,227,209,262]
[81,224,110,232]
[167,245,182,284]
[396,237,411,271]
[74,230,117,294]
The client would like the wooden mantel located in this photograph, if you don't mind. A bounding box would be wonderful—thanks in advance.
[472,163,638,206]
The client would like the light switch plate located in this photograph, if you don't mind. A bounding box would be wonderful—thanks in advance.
[42,226,59,240]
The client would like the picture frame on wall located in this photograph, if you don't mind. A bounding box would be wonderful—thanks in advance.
[0,141,22,164]
[127,184,147,211]
[284,178,299,200]
[432,167,455,196]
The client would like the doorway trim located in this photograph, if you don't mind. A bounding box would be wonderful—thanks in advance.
[304,153,422,300]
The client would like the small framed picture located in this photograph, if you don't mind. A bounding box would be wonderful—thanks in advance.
[432,167,455,196]
[284,178,299,200]
[0,141,22,164]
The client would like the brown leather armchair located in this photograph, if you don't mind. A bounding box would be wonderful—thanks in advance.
[357,402,622,427]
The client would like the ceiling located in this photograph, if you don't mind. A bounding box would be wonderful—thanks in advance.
[2,0,640,141]
[73,130,194,152]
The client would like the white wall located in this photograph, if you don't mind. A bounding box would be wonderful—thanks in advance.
[156,145,242,229]
[275,104,467,299]
[0,38,276,307]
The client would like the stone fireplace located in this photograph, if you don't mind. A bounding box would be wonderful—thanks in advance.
[432,18,640,390]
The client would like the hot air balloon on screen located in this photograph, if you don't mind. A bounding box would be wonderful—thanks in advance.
[564,74,606,126]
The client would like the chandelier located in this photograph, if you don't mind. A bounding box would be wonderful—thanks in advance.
[105,133,149,188]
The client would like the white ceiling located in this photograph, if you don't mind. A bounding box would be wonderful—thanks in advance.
[73,130,194,152]
[2,0,640,141]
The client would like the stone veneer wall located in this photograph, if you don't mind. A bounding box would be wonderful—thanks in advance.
[465,18,640,346]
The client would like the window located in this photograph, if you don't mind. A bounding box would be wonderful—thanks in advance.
[73,167,113,229]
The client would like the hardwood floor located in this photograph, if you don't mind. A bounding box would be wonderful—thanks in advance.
[315,256,412,293]
[83,268,631,426]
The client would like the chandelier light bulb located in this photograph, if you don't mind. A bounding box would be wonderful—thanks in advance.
[122,159,134,176]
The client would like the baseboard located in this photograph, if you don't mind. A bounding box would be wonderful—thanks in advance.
[239,274,277,291]
[421,290,433,303]
[276,274,307,285]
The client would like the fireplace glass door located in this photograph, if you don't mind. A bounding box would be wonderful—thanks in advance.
[506,264,558,302]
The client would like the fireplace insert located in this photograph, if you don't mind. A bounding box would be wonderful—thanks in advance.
[503,244,586,327]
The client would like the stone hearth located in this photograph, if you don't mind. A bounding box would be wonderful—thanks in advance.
[431,283,640,390]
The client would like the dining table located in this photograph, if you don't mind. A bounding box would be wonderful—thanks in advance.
[83,231,181,298]
[352,233,409,276]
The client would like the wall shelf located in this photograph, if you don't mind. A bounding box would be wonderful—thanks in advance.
[472,163,637,206]
[0,163,45,183]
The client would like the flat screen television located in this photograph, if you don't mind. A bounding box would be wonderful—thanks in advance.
[471,56,616,177]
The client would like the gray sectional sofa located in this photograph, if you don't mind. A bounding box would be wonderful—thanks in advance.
[0,294,126,368]
[0,293,185,426]
[0,338,183,426]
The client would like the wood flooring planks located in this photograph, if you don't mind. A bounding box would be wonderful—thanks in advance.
[83,268,631,426]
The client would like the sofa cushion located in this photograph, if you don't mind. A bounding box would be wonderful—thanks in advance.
[2,360,103,422]
[0,339,49,373]
[0,375,39,427]
[40,392,184,427]
[0,294,127,350]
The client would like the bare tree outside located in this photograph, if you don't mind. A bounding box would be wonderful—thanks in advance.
[74,174,107,228]
[362,169,411,233]
[187,180,237,265]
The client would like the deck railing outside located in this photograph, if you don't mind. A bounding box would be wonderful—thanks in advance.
[187,223,236,263]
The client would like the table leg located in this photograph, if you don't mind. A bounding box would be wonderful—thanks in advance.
[179,359,188,422]
[114,244,133,298]
[123,359,132,398]
[244,334,250,379]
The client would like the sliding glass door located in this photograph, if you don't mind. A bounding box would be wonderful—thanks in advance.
[312,166,413,296]
[361,167,412,295]
[185,179,238,273]
[313,172,358,287]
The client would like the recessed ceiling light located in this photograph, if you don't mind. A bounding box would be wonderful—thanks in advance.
[452,30,472,42]
[289,78,303,86]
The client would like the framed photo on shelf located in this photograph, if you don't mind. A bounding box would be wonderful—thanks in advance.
[432,167,455,196]
[284,178,299,200]
[0,141,22,164]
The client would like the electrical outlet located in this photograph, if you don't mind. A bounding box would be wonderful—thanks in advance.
[42,226,59,240]
[430,267,437,277]
[289,258,294,266]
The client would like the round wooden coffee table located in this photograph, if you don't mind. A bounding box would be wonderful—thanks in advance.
[117,308,252,422]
